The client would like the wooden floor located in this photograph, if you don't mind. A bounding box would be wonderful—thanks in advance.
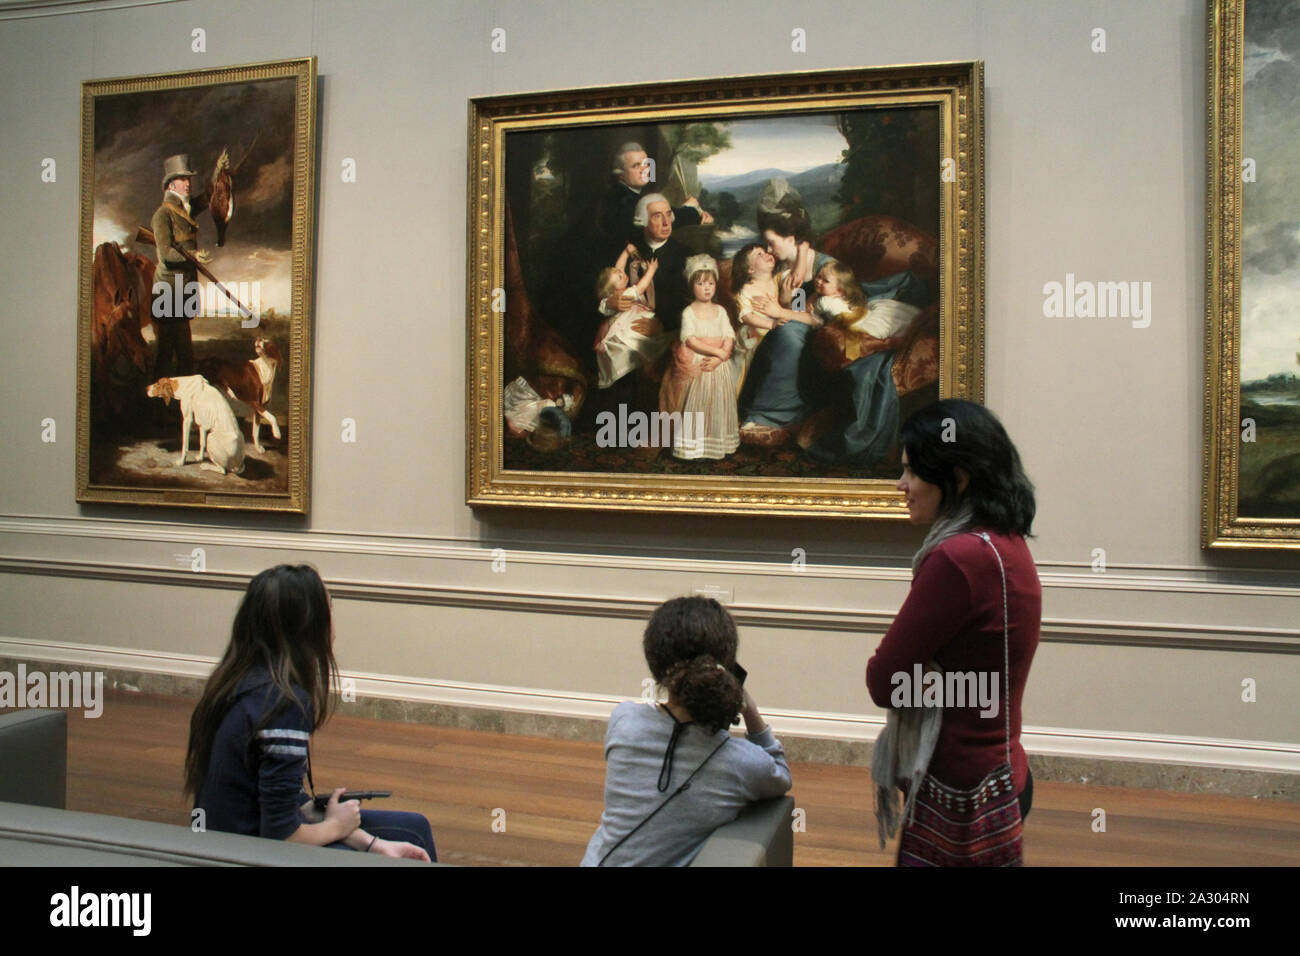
[48,691,1300,866]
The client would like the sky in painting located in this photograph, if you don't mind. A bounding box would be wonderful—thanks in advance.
[91,78,297,314]
[1241,0,1300,381]
[697,113,847,181]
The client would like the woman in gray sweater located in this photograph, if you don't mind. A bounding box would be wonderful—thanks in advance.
[582,597,792,866]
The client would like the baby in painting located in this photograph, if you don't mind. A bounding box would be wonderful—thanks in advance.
[593,245,664,389]
[812,260,921,359]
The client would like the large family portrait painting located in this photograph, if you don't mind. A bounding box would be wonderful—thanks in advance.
[469,65,985,517]
[76,58,316,513]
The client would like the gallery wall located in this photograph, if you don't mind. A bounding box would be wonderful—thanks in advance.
[0,0,1296,775]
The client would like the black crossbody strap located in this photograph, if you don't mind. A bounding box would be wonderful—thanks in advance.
[598,736,730,866]
[657,713,690,792]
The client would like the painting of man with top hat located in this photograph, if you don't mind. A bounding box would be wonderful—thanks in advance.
[76,59,316,512]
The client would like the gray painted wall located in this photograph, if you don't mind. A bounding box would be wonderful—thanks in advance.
[0,0,1295,765]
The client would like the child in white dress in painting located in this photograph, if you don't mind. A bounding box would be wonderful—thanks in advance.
[594,246,665,389]
[812,260,921,347]
[660,255,739,460]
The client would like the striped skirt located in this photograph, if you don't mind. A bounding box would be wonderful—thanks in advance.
[897,764,1024,867]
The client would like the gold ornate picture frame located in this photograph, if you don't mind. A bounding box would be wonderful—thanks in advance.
[1205,1,1300,548]
[77,57,316,513]
[467,63,984,519]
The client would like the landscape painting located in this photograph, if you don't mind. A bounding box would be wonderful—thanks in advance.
[1206,1,1300,547]
[468,65,985,518]
[1238,0,1300,519]
[76,58,316,513]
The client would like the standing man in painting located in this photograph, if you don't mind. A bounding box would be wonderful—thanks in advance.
[596,141,713,258]
[151,154,212,377]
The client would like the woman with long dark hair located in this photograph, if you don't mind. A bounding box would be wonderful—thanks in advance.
[185,564,435,860]
[866,399,1040,866]
[582,597,791,866]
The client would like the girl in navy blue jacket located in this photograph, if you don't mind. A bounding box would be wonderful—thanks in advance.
[184,564,435,860]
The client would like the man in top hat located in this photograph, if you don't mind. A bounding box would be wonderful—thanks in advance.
[150,154,213,377]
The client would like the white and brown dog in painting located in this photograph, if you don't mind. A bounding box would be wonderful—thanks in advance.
[146,375,246,475]
[196,337,282,452]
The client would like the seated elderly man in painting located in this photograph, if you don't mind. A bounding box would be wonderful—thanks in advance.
[585,193,695,437]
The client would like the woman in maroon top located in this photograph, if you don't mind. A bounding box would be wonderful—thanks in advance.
[866,399,1040,858]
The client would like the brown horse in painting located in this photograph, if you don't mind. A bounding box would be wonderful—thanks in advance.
[91,241,156,416]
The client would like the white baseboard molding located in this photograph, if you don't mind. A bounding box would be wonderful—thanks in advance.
[2,637,1296,775]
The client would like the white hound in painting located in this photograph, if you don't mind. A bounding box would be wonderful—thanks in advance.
[146,375,246,475]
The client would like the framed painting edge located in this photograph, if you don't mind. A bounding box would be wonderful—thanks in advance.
[1203,1,1300,550]
[466,62,985,520]
[75,56,317,515]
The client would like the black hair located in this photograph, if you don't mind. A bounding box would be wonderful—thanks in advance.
[643,597,742,734]
[184,564,336,801]
[900,399,1036,536]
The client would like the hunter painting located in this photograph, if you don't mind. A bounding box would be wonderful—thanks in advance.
[467,64,984,518]
[1206,1,1300,547]
[76,57,316,513]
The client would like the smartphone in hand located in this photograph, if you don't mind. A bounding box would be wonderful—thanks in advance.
[311,790,392,812]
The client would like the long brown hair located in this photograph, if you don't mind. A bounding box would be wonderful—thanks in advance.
[184,564,337,800]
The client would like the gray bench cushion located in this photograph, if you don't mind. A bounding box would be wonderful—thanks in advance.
[0,710,67,809]
[0,801,428,866]
[689,795,794,867]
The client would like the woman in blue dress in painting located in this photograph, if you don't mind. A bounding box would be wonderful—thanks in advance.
[737,181,934,463]
[730,241,827,442]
